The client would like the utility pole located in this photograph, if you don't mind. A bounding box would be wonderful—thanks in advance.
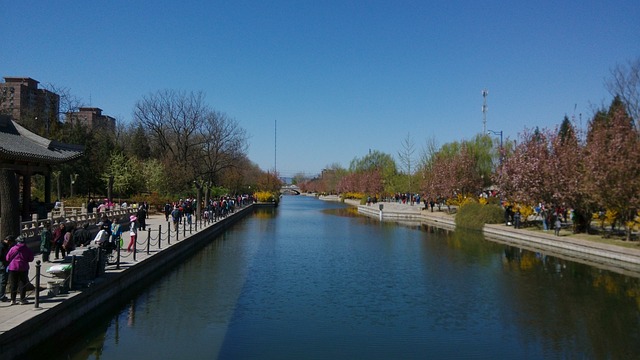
[482,89,489,134]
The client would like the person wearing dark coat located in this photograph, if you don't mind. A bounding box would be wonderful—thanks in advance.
[52,223,66,260]
[137,203,147,231]
[0,235,16,302]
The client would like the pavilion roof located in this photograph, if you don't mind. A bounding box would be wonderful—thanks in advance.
[0,116,84,165]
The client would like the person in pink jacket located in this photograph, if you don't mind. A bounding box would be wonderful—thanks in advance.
[5,236,35,305]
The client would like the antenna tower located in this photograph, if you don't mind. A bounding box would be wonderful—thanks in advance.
[274,119,277,175]
[482,89,488,134]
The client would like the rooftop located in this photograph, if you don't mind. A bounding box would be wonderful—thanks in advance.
[0,115,83,164]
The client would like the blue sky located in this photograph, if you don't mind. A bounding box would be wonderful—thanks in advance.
[3,1,639,177]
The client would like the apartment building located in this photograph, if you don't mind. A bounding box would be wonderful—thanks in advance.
[1,76,116,134]
[66,107,116,132]
[0,77,60,130]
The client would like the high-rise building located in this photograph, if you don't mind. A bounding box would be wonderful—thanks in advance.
[0,77,60,132]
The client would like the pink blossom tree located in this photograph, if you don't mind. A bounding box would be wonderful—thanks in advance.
[495,128,554,205]
[420,143,484,201]
[547,117,592,232]
[583,97,640,240]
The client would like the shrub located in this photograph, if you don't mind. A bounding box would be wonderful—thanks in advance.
[447,193,477,207]
[341,192,365,200]
[62,196,86,207]
[456,202,504,230]
[482,204,505,224]
[514,204,535,226]
[255,191,278,203]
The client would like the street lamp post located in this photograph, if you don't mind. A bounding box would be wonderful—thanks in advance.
[70,173,78,198]
[487,129,503,164]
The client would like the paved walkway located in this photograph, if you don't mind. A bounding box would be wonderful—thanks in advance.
[0,211,213,336]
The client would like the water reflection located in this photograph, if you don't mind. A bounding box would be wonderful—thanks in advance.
[330,209,640,358]
[322,206,360,218]
[29,197,640,359]
[499,245,640,358]
[253,206,277,219]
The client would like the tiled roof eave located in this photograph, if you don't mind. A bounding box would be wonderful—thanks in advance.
[0,147,83,164]
[0,117,85,165]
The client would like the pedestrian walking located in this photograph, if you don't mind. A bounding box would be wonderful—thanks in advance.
[62,224,76,254]
[6,236,35,305]
[171,206,181,231]
[127,215,138,252]
[111,217,123,250]
[40,226,52,262]
[137,203,147,231]
[514,210,521,229]
[52,223,66,260]
[0,235,16,302]
[554,216,562,236]
[164,202,172,221]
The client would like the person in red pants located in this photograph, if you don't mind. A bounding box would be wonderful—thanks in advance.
[127,215,138,252]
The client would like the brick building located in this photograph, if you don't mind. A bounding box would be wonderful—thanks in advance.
[0,77,60,133]
[66,107,116,132]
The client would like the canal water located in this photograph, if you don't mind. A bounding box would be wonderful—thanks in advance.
[43,196,640,359]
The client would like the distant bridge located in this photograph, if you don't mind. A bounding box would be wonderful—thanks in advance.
[281,185,301,195]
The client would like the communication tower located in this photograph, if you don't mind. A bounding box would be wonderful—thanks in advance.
[482,89,489,134]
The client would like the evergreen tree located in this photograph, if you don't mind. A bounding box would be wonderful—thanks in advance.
[130,124,151,160]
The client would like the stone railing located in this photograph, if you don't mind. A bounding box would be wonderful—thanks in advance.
[20,205,137,240]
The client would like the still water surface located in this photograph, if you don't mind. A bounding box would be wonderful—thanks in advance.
[45,196,640,359]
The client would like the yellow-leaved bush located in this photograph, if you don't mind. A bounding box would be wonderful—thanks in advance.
[342,192,365,200]
[255,191,277,202]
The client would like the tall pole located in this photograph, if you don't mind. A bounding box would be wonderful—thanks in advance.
[482,89,489,134]
[274,119,277,175]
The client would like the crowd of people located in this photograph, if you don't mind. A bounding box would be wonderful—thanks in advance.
[362,190,572,235]
[0,201,149,306]
[163,195,254,231]
[502,202,568,235]
[2,195,257,306]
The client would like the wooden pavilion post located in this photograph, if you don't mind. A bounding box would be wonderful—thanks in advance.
[21,171,32,221]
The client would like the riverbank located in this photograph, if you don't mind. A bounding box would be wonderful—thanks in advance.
[350,199,640,277]
[0,204,259,359]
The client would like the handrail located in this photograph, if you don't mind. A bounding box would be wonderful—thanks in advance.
[20,207,138,240]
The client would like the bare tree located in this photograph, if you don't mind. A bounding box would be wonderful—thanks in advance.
[418,136,439,172]
[398,133,416,201]
[605,58,640,129]
[133,89,208,191]
[43,83,85,137]
[43,83,83,114]
[133,89,249,197]
[196,110,248,186]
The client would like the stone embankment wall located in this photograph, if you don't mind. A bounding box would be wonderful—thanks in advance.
[358,205,640,276]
